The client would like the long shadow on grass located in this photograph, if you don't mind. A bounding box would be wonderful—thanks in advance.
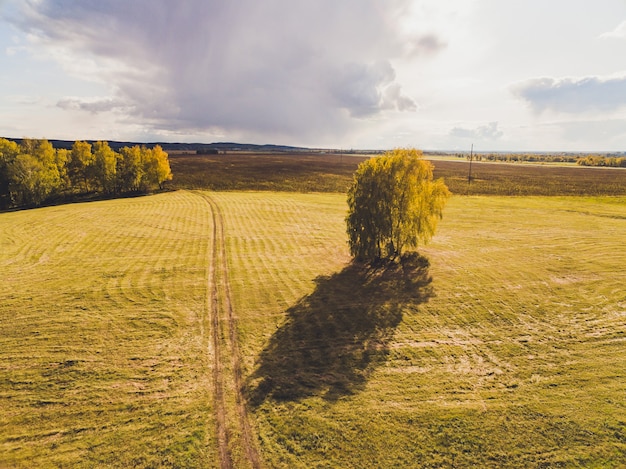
[246,253,433,405]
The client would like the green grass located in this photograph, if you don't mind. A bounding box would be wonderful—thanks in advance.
[1,192,625,467]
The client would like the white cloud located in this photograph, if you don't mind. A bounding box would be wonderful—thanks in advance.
[56,97,128,114]
[7,0,439,144]
[600,20,626,39]
[511,75,626,113]
[449,122,503,141]
[403,34,447,58]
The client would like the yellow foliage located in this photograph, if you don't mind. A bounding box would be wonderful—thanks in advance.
[346,148,450,261]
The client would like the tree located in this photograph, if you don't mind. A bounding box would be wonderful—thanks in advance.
[55,148,71,191]
[0,138,20,209]
[9,139,64,206]
[92,141,118,194]
[116,145,143,193]
[68,141,95,193]
[140,145,172,191]
[346,148,450,262]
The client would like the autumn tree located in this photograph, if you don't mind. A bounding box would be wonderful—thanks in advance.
[55,148,71,191]
[92,141,118,194]
[346,148,450,262]
[68,141,95,192]
[141,145,172,190]
[0,139,172,208]
[0,138,20,208]
[116,145,143,192]
[10,139,64,206]
[114,145,172,193]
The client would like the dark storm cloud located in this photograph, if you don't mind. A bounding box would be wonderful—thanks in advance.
[12,0,438,142]
[329,60,411,117]
[512,76,626,113]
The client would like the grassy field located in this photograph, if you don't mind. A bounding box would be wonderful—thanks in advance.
[1,189,624,467]
[0,192,218,467]
[218,193,626,468]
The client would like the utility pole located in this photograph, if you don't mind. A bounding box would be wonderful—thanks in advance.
[468,143,474,185]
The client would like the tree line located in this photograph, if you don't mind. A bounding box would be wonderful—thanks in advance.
[453,153,581,164]
[0,138,172,209]
[576,155,626,167]
[452,152,626,166]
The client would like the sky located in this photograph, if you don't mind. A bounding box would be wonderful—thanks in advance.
[1,0,626,151]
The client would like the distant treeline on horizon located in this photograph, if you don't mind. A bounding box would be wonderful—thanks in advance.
[0,138,319,154]
[449,151,626,167]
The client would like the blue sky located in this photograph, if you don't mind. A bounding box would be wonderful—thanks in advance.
[2,0,626,151]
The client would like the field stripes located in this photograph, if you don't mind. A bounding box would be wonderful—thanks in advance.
[0,192,217,467]
[204,194,626,468]
[207,192,350,370]
[2,192,625,467]
[0,190,346,468]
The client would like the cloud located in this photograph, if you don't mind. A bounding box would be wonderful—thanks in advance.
[403,34,447,57]
[8,0,440,143]
[599,20,626,39]
[329,60,417,117]
[512,75,626,113]
[56,97,128,113]
[450,122,503,140]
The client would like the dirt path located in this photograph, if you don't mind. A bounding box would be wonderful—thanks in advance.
[195,191,262,469]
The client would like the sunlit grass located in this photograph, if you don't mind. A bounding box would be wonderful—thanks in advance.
[217,194,626,468]
[0,192,216,468]
[1,192,625,467]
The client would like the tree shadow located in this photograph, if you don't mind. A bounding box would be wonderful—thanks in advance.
[245,253,433,406]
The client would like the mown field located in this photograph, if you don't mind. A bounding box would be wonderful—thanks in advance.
[0,192,217,467]
[220,193,626,468]
[1,154,625,467]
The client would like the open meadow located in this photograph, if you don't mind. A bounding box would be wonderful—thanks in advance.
[1,155,625,467]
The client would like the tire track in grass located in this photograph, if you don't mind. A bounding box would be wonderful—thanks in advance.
[208,208,231,469]
[194,191,261,469]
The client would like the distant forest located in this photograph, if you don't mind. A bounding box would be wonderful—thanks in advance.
[2,138,313,154]
[451,151,626,166]
[0,138,172,209]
